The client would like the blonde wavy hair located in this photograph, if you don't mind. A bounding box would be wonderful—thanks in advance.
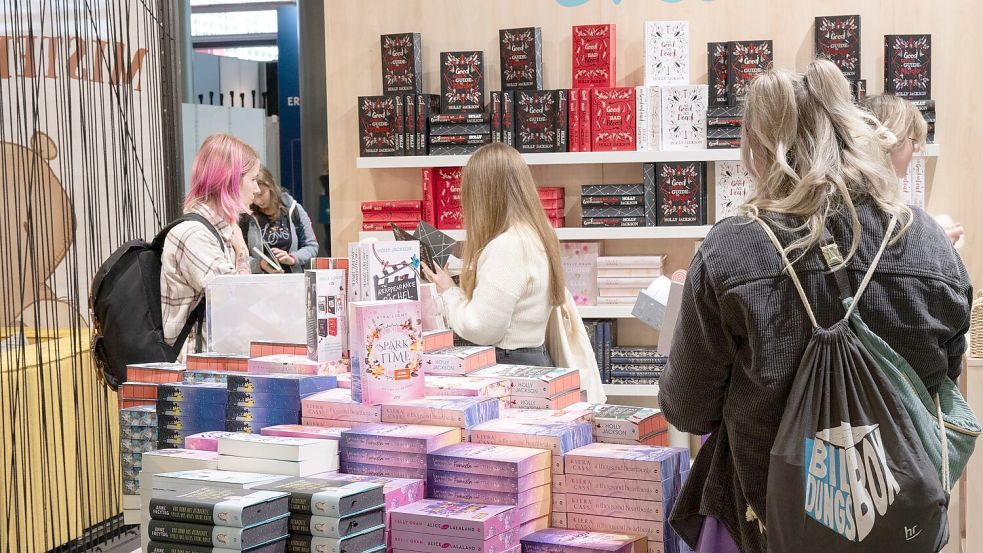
[459,143,566,306]
[863,94,929,150]
[740,59,912,263]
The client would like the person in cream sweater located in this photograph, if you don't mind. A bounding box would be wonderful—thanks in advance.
[423,143,566,367]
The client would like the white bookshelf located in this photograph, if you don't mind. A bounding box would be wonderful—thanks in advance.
[578,305,635,319]
[359,225,710,243]
[603,383,659,397]
[356,144,939,169]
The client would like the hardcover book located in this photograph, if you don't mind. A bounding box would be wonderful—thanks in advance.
[582,184,644,196]
[516,90,560,153]
[391,499,517,540]
[440,51,485,113]
[340,423,461,454]
[350,241,421,301]
[579,89,591,151]
[644,21,689,86]
[707,42,729,106]
[714,160,754,222]
[582,217,645,228]
[381,33,423,95]
[147,517,289,549]
[286,528,385,553]
[227,374,336,397]
[520,528,646,553]
[349,300,424,405]
[421,346,497,376]
[429,123,492,136]
[561,242,602,306]
[380,396,500,428]
[406,93,418,154]
[555,89,569,152]
[491,91,503,142]
[320,473,426,514]
[430,144,483,156]
[660,85,708,150]
[416,94,442,156]
[358,95,401,157]
[634,86,661,152]
[563,443,683,480]
[727,40,774,103]
[572,24,617,89]
[148,487,289,527]
[582,206,646,218]
[428,443,551,477]
[500,27,544,91]
[469,419,593,455]
[469,365,580,398]
[815,15,861,81]
[260,425,346,441]
[289,508,385,538]
[884,34,931,99]
[655,161,707,226]
[590,87,636,152]
[425,375,511,398]
[569,88,580,152]
[503,91,516,147]
[582,195,643,207]
[252,477,384,517]
[305,269,346,363]
[421,167,463,231]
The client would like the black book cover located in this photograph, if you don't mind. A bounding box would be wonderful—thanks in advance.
[582,216,646,228]
[148,516,289,548]
[656,161,708,226]
[148,538,288,553]
[288,508,385,538]
[708,127,742,140]
[708,42,730,107]
[429,123,492,136]
[358,95,401,157]
[582,195,645,207]
[148,487,290,528]
[440,51,485,113]
[885,34,931,99]
[491,91,502,142]
[287,527,385,553]
[430,144,484,156]
[429,134,492,145]
[727,40,774,104]
[381,33,423,95]
[499,27,544,91]
[405,94,417,155]
[707,138,741,149]
[430,113,490,124]
[815,15,861,81]
[503,91,516,147]
[416,94,440,156]
[393,95,405,155]
[516,90,559,153]
[555,89,569,152]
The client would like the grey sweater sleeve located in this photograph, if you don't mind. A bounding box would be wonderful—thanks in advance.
[291,203,320,269]
[658,250,739,435]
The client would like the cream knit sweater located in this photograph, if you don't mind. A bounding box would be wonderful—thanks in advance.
[441,225,552,350]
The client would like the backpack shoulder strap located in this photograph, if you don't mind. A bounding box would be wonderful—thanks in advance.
[820,215,898,320]
[751,215,819,329]
[152,213,226,253]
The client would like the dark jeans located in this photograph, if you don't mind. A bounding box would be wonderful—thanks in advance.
[495,344,554,367]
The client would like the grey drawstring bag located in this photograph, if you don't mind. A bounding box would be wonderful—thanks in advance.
[754,215,949,553]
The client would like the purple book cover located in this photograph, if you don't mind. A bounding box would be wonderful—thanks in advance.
[565,512,669,544]
[390,527,519,553]
[324,473,425,513]
[424,376,510,398]
[428,483,550,508]
[341,447,427,470]
[301,389,383,423]
[391,499,516,540]
[567,493,666,522]
[380,396,499,428]
[340,423,461,454]
[339,460,427,481]
[428,443,551,478]
[562,473,678,502]
[500,407,593,424]
[428,468,550,494]
[520,528,647,553]
[470,419,593,455]
[563,443,682,480]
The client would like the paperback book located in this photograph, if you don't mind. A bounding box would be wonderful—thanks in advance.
[305,269,346,362]
[349,300,424,405]
[561,242,602,306]
[380,396,500,428]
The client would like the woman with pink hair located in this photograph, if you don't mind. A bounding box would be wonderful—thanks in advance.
[160,133,261,357]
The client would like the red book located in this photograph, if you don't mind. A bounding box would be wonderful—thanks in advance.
[568,88,580,152]
[361,200,423,213]
[537,187,564,200]
[363,221,419,232]
[540,198,565,210]
[422,168,436,225]
[591,87,636,152]
[579,89,592,152]
[549,217,566,228]
[544,207,565,219]
[572,24,617,89]
[363,211,423,223]
[422,167,464,230]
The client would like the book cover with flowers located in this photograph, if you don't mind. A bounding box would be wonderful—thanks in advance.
[560,243,602,306]
[349,300,424,405]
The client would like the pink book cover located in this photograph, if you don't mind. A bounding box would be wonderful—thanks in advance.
[340,460,427,480]
[335,373,351,389]
[552,492,566,512]
[390,527,519,553]
[340,423,461,454]
[349,300,424,406]
[302,389,382,422]
[520,528,647,553]
[567,493,666,522]
[299,417,358,429]
[390,499,517,540]
[598,432,670,447]
[422,328,454,353]
[565,512,666,543]
[596,256,666,268]
[551,512,568,528]
[519,516,549,538]
[247,354,344,375]
[500,407,592,424]
[469,365,580,398]
[591,406,666,440]
[260,425,346,440]
[598,286,645,298]
[553,475,565,493]
[425,376,510,398]
[469,419,593,455]
[562,473,676,502]
[517,500,550,524]
[421,346,496,376]
[597,277,659,289]
[429,482,550,508]
[427,443,551,478]
[597,268,662,278]
[596,297,635,306]
[561,242,602,306]
[504,389,581,410]
[341,447,427,470]
[563,444,681,480]
[326,473,425,513]
[427,467,551,494]
[552,454,565,474]
[184,431,238,452]
[380,396,499,428]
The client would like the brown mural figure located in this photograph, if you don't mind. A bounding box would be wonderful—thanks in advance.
[0,132,87,336]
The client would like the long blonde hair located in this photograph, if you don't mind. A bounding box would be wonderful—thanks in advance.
[459,143,565,306]
[863,94,928,149]
[740,59,912,262]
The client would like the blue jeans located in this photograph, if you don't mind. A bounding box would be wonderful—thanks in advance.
[495,344,553,367]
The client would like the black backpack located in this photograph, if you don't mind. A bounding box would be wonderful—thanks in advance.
[89,214,224,389]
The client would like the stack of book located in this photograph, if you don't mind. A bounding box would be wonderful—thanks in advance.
[427,443,553,530]
[561,444,691,553]
[217,433,340,477]
[608,347,667,385]
[358,33,426,157]
[636,21,690,153]
[138,449,221,549]
[583,319,616,383]
[569,24,618,152]
[339,423,461,481]
[429,113,492,155]
[249,340,307,358]
[424,375,511,400]
[645,161,708,227]
[421,345,497,376]
[381,396,501,433]
[119,381,159,409]
[538,187,566,227]
[146,486,290,553]
[705,105,743,149]
[252,477,387,553]
[301,388,382,428]
[595,256,665,307]
[121,363,185,407]
[156,382,227,450]
[587,404,669,447]
[432,50,486,154]
[423,329,454,353]
[390,500,521,553]
[225,374,337,434]
[581,184,649,228]
[246,354,346,377]
[470,365,582,410]
[706,40,773,147]
[522,528,648,553]
[421,167,463,230]
[361,200,423,232]
[186,352,249,372]
[562,242,602,306]
[120,405,159,524]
